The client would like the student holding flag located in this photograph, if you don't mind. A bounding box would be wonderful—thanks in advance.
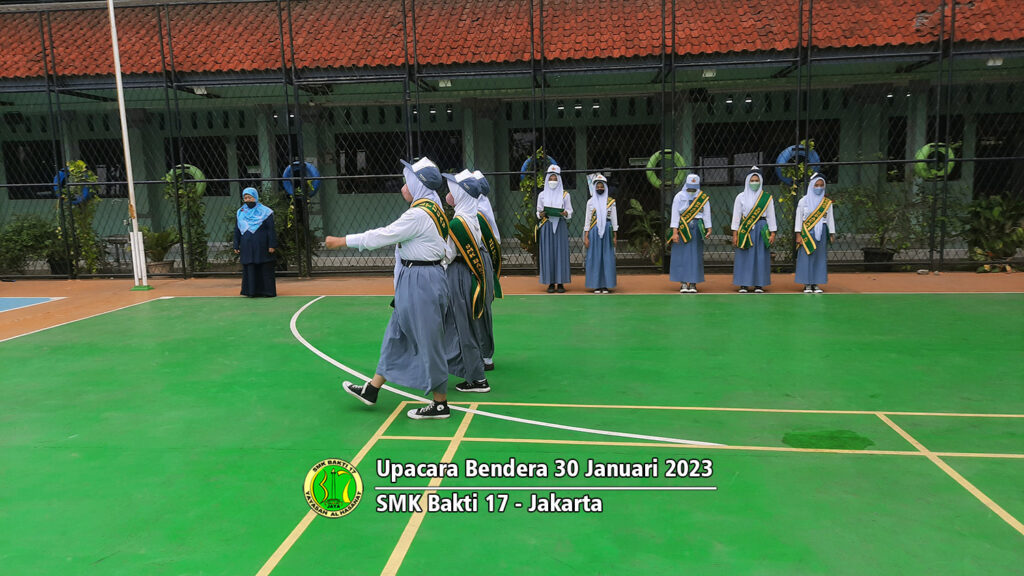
[669,174,712,293]
[794,173,836,293]
[731,166,776,293]
[473,170,501,370]
[582,173,618,294]
[443,170,491,393]
[327,157,456,420]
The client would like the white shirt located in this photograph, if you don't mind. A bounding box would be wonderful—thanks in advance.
[583,198,619,233]
[671,191,712,229]
[794,196,836,240]
[347,207,447,262]
[731,192,777,232]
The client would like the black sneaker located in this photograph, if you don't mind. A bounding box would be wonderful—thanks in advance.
[556,284,566,293]
[456,379,491,393]
[484,361,495,371]
[546,284,556,293]
[407,401,451,420]
[344,380,378,406]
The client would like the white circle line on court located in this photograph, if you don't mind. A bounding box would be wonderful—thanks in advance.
[289,295,724,447]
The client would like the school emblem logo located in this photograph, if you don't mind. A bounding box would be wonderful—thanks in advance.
[304,459,363,518]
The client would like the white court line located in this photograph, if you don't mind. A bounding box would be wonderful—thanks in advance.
[289,296,723,447]
[0,298,161,344]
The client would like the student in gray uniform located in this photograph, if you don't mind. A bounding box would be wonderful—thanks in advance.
[327,157,455,420]
[473,170,501,371]
[731,166,776,293]
[442,170,491,393]
[536,164,572,293]
[583,173,618,294]
[794,173,836,293]
[669,174,712,293]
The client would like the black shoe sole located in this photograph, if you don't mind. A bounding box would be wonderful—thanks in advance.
[484,363,495,371]
[344,383,376,406]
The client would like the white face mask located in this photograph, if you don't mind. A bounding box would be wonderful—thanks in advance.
[547,179,558,189]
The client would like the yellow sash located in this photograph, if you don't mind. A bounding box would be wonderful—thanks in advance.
[677,192,709,243]
[412,198,449,240]
[799,198,832,255]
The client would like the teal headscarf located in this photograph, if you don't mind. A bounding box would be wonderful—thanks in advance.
[236,187,273,234]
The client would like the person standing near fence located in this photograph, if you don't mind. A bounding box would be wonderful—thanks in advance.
[536,164,572,293]
[583,173,618,294]
[328,157,456,420]
[731,167,776,293]
[794,173,836,293]
[670,174,713,293]
[233,187,277,298]
[473,170,501,371]
[443,170,491,393]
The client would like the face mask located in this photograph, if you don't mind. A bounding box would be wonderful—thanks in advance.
[596,186,605,194]
[749,181,761,192]
[547,179,558,189]
[813,186,824,193]
[244,201,256,208]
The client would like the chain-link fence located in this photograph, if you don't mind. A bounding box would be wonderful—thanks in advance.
[1,0,1022,278]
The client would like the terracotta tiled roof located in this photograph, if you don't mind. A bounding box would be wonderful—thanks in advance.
[0,0,1019,80]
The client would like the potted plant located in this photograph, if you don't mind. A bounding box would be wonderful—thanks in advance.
[847,182,915,271]
[141,226,179,274]
[164,165,209,272]
[962,195,1024,272]
[626,197,665,266]
[58,160,105,274]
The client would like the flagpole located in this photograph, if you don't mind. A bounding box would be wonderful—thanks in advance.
[107,0,151,290]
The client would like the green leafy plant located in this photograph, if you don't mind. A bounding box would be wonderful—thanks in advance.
[511,147,553,263]
[626,197,664,266]
[962,195,1024,272]
[846,181,915,253]
[0,214,55,273]
[164,166,208,272]
[59,160,104,274]
[140,226,178,262]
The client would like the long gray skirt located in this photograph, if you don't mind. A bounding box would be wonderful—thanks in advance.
[585,225,616,290]
[669,220,705,284]
[376,263,451,395]
[445,260,486,382]
[733,220,772,287]
[538,218,571,285]
[795,233,829,285]
[480,251,496,359]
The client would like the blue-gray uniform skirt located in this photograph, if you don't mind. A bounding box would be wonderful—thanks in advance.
[376,262,451,395]
[795,232,829,285]
[445,259,487,382]
[669,220,706,284]
[480,251,496,359]
[733,219,772,287]
[538,218,571,285]
[585,224,616,290]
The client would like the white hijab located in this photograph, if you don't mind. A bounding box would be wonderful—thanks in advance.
[447,170,483,244]
[539,164,568,233]
[802,172,827,241]
[404,164,442,205]
[587,173,610,237]
[473,170,499,242]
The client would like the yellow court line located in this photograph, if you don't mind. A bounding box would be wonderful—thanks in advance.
[379,434,1024,459]
[876,413,1024,537]
[381,403,479,576]
[256,401,409,576]
[447,401,1024,419]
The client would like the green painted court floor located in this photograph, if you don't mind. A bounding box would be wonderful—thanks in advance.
[1,294,1022,574]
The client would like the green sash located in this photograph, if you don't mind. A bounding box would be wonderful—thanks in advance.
[737,192,771,250]
[450,216,487,319]
[677,192,709,243]
[588,198,616,231]
[799,198,832,255]
[477,213,503,299]
[412,198,450,240]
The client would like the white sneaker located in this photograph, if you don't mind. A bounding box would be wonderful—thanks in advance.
[689,285,698,293]
[803,286,813,293]
[601,288,610,294]
[738,287,748,293]
[813,286,824,293]
[594,289,601,294]
[680,284,687,293]
[754,287,764,293]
